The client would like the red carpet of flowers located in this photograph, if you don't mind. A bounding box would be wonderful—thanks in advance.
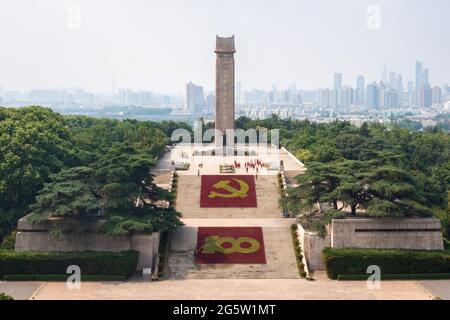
[196,227,266,264]
[200,175,257,208]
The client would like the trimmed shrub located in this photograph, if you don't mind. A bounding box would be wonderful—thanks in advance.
[0,250,138,278]
[2,274,127,281]
[444,238,450,250]
[337,273,450,281]
[0,231,16,250]
[323,247,450,280]
[290,224,307,278]
[0,293,14,300]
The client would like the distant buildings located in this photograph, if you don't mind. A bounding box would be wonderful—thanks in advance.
[334,73,342,90]
[415,61,430,106]
[356,75,365,105]
[185,81,205,113]
[366,82,380,108]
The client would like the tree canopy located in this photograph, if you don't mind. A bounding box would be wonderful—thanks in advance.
[0,106,184,241]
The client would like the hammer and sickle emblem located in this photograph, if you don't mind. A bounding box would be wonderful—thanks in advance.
[208,178,249,199]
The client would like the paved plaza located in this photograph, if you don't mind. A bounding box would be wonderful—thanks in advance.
[35,278,428,300]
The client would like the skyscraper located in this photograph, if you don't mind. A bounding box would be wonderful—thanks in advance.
[431,86,442,105]
[366,82,380,108]
[415,61,423,105]
[334,73,342,90]
[389,71,397,88]
[235,82,241,104]
[215,35,236,145]
[185,81,204,113]
[419,85,432,108]
[381,65,388,84]
[407,81,414,105]
[356,75,365,104]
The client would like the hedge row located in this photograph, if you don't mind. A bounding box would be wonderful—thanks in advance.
[0,250,139,278]
[337,273,450,281]
[323,247,450,280]
[290,225,307,278]
[2,274,127,281]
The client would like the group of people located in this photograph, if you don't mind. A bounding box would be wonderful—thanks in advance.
[234,159,264,177]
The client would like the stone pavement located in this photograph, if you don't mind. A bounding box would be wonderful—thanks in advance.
[0,282,43,300]
[35,278,428,300]
[418,280,450,300]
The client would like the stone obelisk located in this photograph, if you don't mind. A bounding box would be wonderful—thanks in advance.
[215,35,236,149]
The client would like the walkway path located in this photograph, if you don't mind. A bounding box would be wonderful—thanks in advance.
[36,278,427,300]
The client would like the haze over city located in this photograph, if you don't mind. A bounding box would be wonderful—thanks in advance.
[0,0,449,93]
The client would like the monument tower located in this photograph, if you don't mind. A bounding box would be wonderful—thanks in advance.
[215,35,236,147]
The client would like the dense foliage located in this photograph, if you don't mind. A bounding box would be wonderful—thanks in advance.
[237,115,450,233]
[0,293,14,300]
[0,106,185,241]
[323,247,450,279]
[0,249,139,278]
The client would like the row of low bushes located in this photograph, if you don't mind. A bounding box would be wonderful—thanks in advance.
[336,273,450,281]
[170,172,178,207]
[0,250,139,278]
[323,247,450,280]
[290,225,307,278]
[1,274,127,281]
[155,231,170,279]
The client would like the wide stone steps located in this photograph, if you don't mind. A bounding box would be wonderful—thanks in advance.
[175,175,282,219]
[165,225,300,280]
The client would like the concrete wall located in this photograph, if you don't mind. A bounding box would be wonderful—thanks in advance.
[15,215,160,271]
[297,223,331,272]
[331,218,444,250]
[299,217,444,271]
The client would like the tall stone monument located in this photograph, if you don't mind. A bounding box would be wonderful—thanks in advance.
[215,35,236,147]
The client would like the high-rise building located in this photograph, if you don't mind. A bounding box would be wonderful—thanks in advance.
[215,35,236,144]
[407,81,414,105]
[415,61,423,105]
[288,82,297,104]
[185,81,204,113]
[319,89,330,107]
[419,85,432,108]
[205,93,215,113]
[431,86,442,105]
[381,64,388,84]
[334,73,342,90]
[422,69,429,86]
[366,82,380,108]
[235,82,241,104]
[389,71,397,88]
[356,75,365,104]
[340,86,353,110]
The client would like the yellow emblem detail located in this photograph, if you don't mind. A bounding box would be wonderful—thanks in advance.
[202,236,261,254]
[208,178,249,199]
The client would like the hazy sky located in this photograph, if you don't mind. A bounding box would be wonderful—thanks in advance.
[0,0,449,93]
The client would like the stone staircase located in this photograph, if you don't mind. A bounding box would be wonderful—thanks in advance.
[166,224,299,279]
[165,173,300,280]
[175,175,282,219]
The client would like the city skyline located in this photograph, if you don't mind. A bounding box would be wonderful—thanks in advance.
[2,59,447,109]
[0,0,449,93]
